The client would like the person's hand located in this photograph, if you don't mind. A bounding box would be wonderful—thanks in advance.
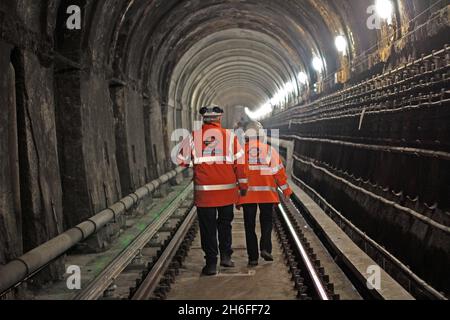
[240,189,248,197]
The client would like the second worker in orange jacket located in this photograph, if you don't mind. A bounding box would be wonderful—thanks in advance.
[237,121,293,266]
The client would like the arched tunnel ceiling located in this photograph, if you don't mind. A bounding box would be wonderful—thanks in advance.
[149,0,346,113]
[75,0,424,122]
[170,29,305,113]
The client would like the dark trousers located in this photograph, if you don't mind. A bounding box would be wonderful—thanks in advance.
[243,203,275,261]
[197,205,234,266]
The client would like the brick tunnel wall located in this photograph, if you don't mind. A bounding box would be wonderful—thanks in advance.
[0,1,171,270]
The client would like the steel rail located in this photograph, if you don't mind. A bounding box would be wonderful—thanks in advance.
[277,202,330,300]
[74,183,194,300]
[131,206,198,300]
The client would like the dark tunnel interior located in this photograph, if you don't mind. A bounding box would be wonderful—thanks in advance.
[0,0,449,300]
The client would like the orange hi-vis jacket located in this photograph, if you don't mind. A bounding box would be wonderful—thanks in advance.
[238,139,293,205]
[177,122,248,208]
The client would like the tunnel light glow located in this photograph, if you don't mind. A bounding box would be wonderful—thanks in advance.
[270,92,283,107]
[375,0,393,20]
[298,72,309,85]
[284,81,295,93]
[335,35,348,53]
[245,103,272,121]
[246,79,298,120]
[312,57,324,73]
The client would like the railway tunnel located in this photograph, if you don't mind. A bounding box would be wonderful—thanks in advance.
[0,0,449,302]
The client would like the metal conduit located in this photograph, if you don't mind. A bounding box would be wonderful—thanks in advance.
[0,167,187,295]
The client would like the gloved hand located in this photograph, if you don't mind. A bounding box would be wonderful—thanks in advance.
[240,189,248,197]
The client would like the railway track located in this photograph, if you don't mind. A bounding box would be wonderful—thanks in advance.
[274,199,336,300]
[76,190,403,301]
[125,184,446,300]
[2,173,442,300]
[130,208,198,300]
[74,186,196,300]
[125,193,354,301]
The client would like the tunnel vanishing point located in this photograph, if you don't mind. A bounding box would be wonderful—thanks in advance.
[0,0,449,301]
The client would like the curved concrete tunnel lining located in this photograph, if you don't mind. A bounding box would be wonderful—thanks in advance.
[198,74,277,107]
[176,47,301,105]
[144,0,433,121]
[111,1,185,80]
[147,1,353,111]
[204,85,271,108]
[189,65,291,112]
[196,80,271,109]
[168,30,309,118]
[196,68,284,97]
[169,41,310,111]
[184,59,290,105]
[61,0,367,98]
[150,7,319,73]
[170,30,307,82]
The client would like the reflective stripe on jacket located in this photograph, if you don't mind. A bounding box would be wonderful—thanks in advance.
[238,140,292,205]
[178,122,248,208]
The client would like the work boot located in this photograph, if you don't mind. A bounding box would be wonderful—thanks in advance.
[220,256,235,268]
[202,264,217,276]
[261,251,274,262]
[248,260,259,267]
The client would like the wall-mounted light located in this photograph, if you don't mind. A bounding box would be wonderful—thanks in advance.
[375,0,393,21]
[335,35,348,54]
[312,57,324,73]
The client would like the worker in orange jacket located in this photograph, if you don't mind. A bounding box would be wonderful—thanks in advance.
[178,105,248,276]
[237,121,293,266]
